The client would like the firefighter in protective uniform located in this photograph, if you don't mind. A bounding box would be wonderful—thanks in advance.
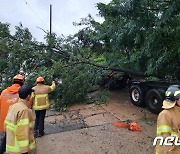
[32,77,56,137]
[156,85,180,154]
[0,74,25,153]
[5,85,35,154]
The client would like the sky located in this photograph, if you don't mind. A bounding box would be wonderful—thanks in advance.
[0,0,111,42]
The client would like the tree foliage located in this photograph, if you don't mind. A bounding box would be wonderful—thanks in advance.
[95,0,180,79]
[0,22,105,111]
[0,0,179,110]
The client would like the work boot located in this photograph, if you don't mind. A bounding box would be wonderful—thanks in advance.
[38,131,44,137]
[34,130,38,138]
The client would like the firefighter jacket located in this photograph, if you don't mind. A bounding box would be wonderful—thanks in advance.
[32,81,56,110]
[156,105,180,154]
[0,84,21,132]
[5,98,35,154]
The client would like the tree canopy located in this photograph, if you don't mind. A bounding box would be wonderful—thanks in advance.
[0,0,179,110]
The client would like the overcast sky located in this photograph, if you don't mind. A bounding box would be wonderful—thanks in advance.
[0,0,111,42]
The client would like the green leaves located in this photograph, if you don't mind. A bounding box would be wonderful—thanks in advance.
[94,0,180,80]
[0,0,179,110]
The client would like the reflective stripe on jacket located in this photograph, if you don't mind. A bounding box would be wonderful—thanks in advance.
[156,106,180,154]
[32,82,55,110]
[5,99,35,153]
[157,125,178,136]
[0,84,21,132]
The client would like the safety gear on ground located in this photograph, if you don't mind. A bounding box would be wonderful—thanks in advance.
[129,122,142,131]
[18,85,34,99]
[13,74,25,81]
[162,85,180,109]
[0,84,21,132]
[156,105,180,153]
[36,77,45,83]
[5,98,35,153]
[113,121,141,131]
[32,81,56,110]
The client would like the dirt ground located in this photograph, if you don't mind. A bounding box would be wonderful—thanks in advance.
[35,89,158,154]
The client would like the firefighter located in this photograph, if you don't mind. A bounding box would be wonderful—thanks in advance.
[5,85,35,154]
[0,74,25,154]
[156,85,180,154]
[32,77,56,137]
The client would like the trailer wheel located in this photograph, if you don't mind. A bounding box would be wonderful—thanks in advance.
[130,85,145,106]
[145,89,163,114]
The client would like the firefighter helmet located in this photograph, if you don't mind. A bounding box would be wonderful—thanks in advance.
[13,74,25,82]
[36,77,44,83]
[165,85,180,102]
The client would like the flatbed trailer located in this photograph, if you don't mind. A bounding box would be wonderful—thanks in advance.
[99,70,180,114]
[129,80,180,114]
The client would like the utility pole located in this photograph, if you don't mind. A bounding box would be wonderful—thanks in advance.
[49,4,52,58]
[50,4,52,35]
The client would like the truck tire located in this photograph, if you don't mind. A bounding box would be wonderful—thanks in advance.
[145,89,163,114]
[129,85,145,106]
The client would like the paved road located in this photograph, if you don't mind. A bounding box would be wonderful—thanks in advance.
[35,90,157,154]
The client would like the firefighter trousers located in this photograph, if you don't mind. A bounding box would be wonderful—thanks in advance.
[34,109,46,134]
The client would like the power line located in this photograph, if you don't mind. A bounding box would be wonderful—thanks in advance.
[22,0,48,30]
